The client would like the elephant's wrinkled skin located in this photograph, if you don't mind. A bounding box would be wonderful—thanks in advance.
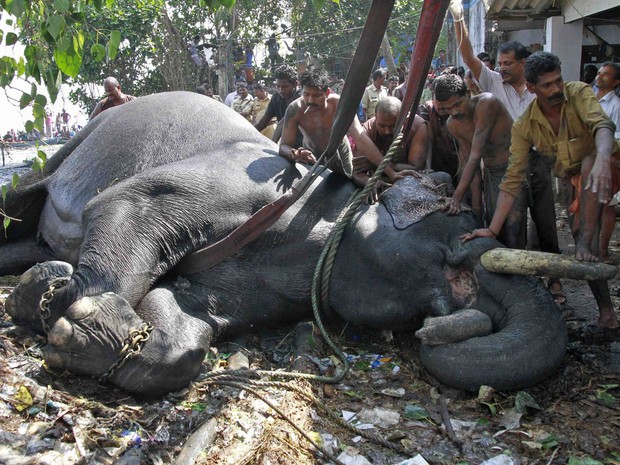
[1,92,567,397]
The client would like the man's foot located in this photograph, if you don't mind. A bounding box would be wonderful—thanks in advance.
[575,242,599,262]
[600,253,620,265]
[599,307,620,329]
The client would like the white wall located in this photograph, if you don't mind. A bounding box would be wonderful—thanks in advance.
[545,16,583,82]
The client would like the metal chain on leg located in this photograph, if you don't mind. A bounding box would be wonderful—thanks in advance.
[99,323,154,382]
[39,277,71,333]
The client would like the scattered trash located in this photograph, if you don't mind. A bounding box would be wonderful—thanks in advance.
[395,455,430,465]
[480,454,515,465]
[336,446,373,465]
[381,387,405,398]
[356,407,400,428]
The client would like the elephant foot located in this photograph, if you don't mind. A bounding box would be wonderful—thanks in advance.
[6,261,74,334]
[415,309,493,346]
[44,292,204,397]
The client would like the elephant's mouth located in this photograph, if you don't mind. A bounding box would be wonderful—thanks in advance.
[443,265,478,309]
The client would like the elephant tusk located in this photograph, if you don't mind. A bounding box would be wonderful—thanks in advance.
[480,248,617,281]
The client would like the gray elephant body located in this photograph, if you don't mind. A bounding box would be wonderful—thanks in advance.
[1,92,567,396]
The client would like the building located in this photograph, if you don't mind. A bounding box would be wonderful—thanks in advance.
[458,0,620,82]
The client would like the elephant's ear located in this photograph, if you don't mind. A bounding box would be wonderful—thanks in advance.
[380,175,462,229]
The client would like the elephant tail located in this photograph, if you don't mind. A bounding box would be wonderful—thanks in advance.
[419,269,568,391]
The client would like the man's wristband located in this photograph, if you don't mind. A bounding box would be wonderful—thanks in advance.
[488,227,498,238]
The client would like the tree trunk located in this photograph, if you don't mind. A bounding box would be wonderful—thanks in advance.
[380,33,397,76]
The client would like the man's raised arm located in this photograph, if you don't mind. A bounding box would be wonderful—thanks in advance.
[449,0,484,81]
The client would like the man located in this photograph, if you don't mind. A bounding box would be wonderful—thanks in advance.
[462,52,619,329]
[387,76,399,97]
[279,67,407,184]
[361,69,388,122]
[251,83,276,138]
[583,64,598,89]
[224,78,246,107]
[432,49,448,74]
[477,52,494,71]
[434,74,525,248]
[595,61,620,262]
[254,64,301,144]
[90,77,136,120]
[417,95,460,187]
[196,84,223,103]
[449,0,563,302]
[232,83,254,122]
[596,62,620,136]
[354,96,429,184]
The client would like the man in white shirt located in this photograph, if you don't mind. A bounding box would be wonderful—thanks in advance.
[361,69,388,122]
[595,61,620,264]
[448,0,564,303]
[596,62,620,138]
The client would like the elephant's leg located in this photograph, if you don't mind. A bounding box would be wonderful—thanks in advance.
[0,237,58,275]
[0,177,47,246]
[43,288,213,397]
[8,168,240,332]
[5,261,74,334]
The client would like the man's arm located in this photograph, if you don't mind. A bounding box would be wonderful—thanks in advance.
[587,127,615,203]
[347,116,402,181]
[406,121,430,170]
[462,118,532,242]
[278,103,316,165]
[449,0,483,81]
[89,100,104,120]
[254,105,275,132]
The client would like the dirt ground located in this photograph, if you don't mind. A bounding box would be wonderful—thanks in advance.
[0,208,619,465]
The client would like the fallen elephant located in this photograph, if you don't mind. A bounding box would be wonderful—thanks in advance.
[1,92,568,397]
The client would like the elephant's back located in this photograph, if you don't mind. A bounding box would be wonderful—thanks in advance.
[47,92,275,201]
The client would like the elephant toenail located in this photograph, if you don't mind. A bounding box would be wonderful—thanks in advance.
[48,318,74,346]
[44,350,66,370]
[67,297,94,320]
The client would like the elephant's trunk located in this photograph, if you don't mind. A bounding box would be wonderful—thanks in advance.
[419,267,568,391]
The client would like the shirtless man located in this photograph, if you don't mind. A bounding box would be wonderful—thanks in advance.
[433,74,526,249]
[279,66,406,184]
[90,77,135,120]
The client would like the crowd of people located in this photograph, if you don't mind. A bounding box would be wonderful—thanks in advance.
[192,1,620,329]
[2,108,82,144]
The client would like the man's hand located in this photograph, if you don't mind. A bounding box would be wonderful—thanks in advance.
[585,158,613,204]
[394,169,422,179]
[460,228,496,243]
[448,0,465,22]
[443,197,465,215]
[365,180,392,204]
[291,148,317,165]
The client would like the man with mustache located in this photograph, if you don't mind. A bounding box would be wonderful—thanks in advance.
[279,66,411,184]
[462,52,620,329]
[449,0,564,304]
[433,74,525,248]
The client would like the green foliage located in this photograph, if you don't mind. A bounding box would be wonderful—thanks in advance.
[595,383,618,405]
